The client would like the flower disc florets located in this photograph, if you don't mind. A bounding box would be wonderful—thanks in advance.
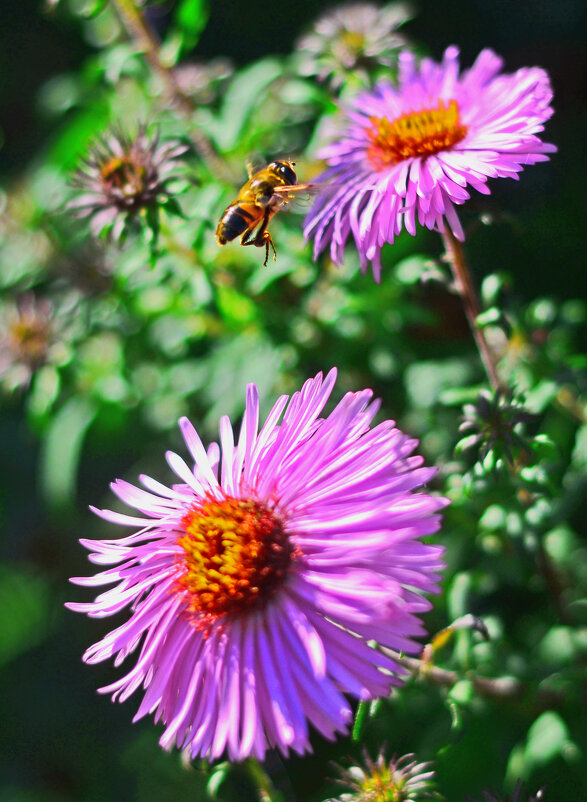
[328,749,439,801]
[304,46,556,281]
[366,100,467,169]
[177,495,293,618]
[68,369,446,761]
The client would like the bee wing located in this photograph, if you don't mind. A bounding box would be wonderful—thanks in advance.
[245,152,267,179]
[271,183,323,211]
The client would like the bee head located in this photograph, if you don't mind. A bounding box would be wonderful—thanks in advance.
[271,161,297,185]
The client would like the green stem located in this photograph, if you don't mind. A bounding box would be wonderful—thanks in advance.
[352,700,368,742]
[246,757,291,802]
[442,228,502,391]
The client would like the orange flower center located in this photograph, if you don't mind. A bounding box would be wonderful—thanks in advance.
[176,496,293,619]
[366,99,468,170]
[100,155,146,197]
[9,315,50,364]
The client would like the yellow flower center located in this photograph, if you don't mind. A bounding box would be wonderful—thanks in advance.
[361,765,406,801]
[337,30,367,63]
[366,99,468,170]
[176,496,293,620]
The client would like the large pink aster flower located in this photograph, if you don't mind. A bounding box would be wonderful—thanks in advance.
[304,46,556,281]
[68,369,445,761]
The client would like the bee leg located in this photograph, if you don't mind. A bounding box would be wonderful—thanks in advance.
[254,209,277,266]
[259,232,277,266]
[241,210,277,266]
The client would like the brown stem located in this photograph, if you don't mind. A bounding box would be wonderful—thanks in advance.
[109,0,229,177]
[442,228,502,390]
[383,649,564,710]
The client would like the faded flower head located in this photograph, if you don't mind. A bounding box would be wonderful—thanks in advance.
[296,2,413,90]
[328,749,440,801]
[68,124,188,241]
[304,47,555,280]
[0,293,54,390]
[458,388,535,466]
[68,369,446,761]
[173,59,233,104]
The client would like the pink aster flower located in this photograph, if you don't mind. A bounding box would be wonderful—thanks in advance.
[304,46,556,281]
[67,369,445,761]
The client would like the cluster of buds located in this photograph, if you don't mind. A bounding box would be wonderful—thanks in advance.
[458,388,536,467]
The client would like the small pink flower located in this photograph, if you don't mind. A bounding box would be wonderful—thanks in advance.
[305,47,556,280]
[68,370,446,761]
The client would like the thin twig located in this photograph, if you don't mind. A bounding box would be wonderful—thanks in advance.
[383,649,565,710]
[442,228,502,390]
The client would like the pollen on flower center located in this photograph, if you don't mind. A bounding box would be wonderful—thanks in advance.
[176,496,293,618]
[100,156,146,198]
[366,99,468,170]
[361,764,398,799]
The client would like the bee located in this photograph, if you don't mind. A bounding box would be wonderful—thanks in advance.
[216,160,313,266]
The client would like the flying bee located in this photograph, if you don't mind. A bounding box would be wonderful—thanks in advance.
[216,160,314,266]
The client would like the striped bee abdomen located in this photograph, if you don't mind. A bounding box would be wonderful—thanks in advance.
[216,203,258,244]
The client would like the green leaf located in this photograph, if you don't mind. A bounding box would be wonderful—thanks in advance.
[447,572,473,620]
[160,196,186,219]
[394,254,431,285]
[46,99,110,170]
[476,306,503,327]
[448,679,474,705]
[524,711,570,768]
[481,272,512,306]
[524,380,558,414]
[206,762,231,798]
[217,285,258,326]
[211,59,284,151]
[28,365,61,421]
[39,396,96,511]
[169,0,210,57]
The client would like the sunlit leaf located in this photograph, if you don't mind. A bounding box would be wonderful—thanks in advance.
[39,396,96,510]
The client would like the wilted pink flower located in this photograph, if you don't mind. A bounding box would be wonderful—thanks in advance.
[68,124,188,241]
[304,47,556,280]
[0,293,54,390]
[68,369,445,761]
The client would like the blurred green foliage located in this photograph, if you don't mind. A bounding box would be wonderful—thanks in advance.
[0,1,585,801]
